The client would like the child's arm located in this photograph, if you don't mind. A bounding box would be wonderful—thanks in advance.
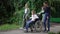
[37,10,44,15]
[37,7,44,15]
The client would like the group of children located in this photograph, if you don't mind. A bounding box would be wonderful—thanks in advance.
[23,1,51,32]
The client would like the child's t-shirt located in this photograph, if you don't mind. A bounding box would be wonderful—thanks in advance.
[25,8,27,14]
[25,8,30,14]
[31,14,39,21]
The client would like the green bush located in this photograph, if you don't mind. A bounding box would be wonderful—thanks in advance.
[0,0,60,25]
[48,32,56,34]
[50,18,60,22]
[57,31,60,34]
[0,0,27,25]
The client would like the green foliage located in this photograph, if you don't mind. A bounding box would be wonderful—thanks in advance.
[0,0,60,25]
[50,18,60,22]
[57,31,60,34]
[29,0,43,12]
[51,0,60,17]
[0,0,27,25]
[0,24,19,31]
[48,32,56,34]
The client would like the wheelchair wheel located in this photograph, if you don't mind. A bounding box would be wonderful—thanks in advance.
[34,20,42,32]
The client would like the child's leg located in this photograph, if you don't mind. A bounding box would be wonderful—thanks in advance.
[25,23,29,31]
[29,21,34,32]
[43,14,47,31]
[23,14,26,28]
[25,20,32,31]
[47,16,50,31]
[23,19,26,28]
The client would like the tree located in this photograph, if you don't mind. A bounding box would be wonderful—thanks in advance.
[0,0,60,25]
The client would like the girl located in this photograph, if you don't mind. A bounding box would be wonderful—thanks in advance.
[42,1,50,32]
[23,3,30,28]
[25,10,39,32]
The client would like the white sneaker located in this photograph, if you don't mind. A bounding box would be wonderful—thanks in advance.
[23,28,26,31]
[19,27,23,30]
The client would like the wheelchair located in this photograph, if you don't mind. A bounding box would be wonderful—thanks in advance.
[23,14,42,32]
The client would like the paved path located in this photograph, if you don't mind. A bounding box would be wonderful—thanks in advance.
[0,23,60,34]
[0,30,47,34]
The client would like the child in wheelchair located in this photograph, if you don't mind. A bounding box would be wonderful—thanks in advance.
[24,10,40,32]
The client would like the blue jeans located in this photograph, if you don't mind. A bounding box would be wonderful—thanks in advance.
[25,20,34,31]
[43,13,50,31]
[23,13,29,28]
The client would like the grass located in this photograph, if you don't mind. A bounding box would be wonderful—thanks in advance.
[48,32,56,34]
[57,31,60,34]
[0,24,20,31]
[50,18,60,23]
[48,31,60,34]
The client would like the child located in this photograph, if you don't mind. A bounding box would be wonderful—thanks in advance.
[42,1,50,32]
[23,3,30,28]
[25,10,39,32]
[38,1,50,32]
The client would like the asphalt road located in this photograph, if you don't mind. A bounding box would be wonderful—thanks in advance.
[0,23,60,34]
[0,29,48,34]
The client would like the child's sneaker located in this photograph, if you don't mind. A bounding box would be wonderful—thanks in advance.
[31,29,33,32]
[23,27,26,30]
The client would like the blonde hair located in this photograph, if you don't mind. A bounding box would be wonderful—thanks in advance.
[25,3,28,8]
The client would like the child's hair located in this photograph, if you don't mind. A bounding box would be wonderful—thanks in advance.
[25,3,28,8]
[43,1,48,5]
[31,9,36,15]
